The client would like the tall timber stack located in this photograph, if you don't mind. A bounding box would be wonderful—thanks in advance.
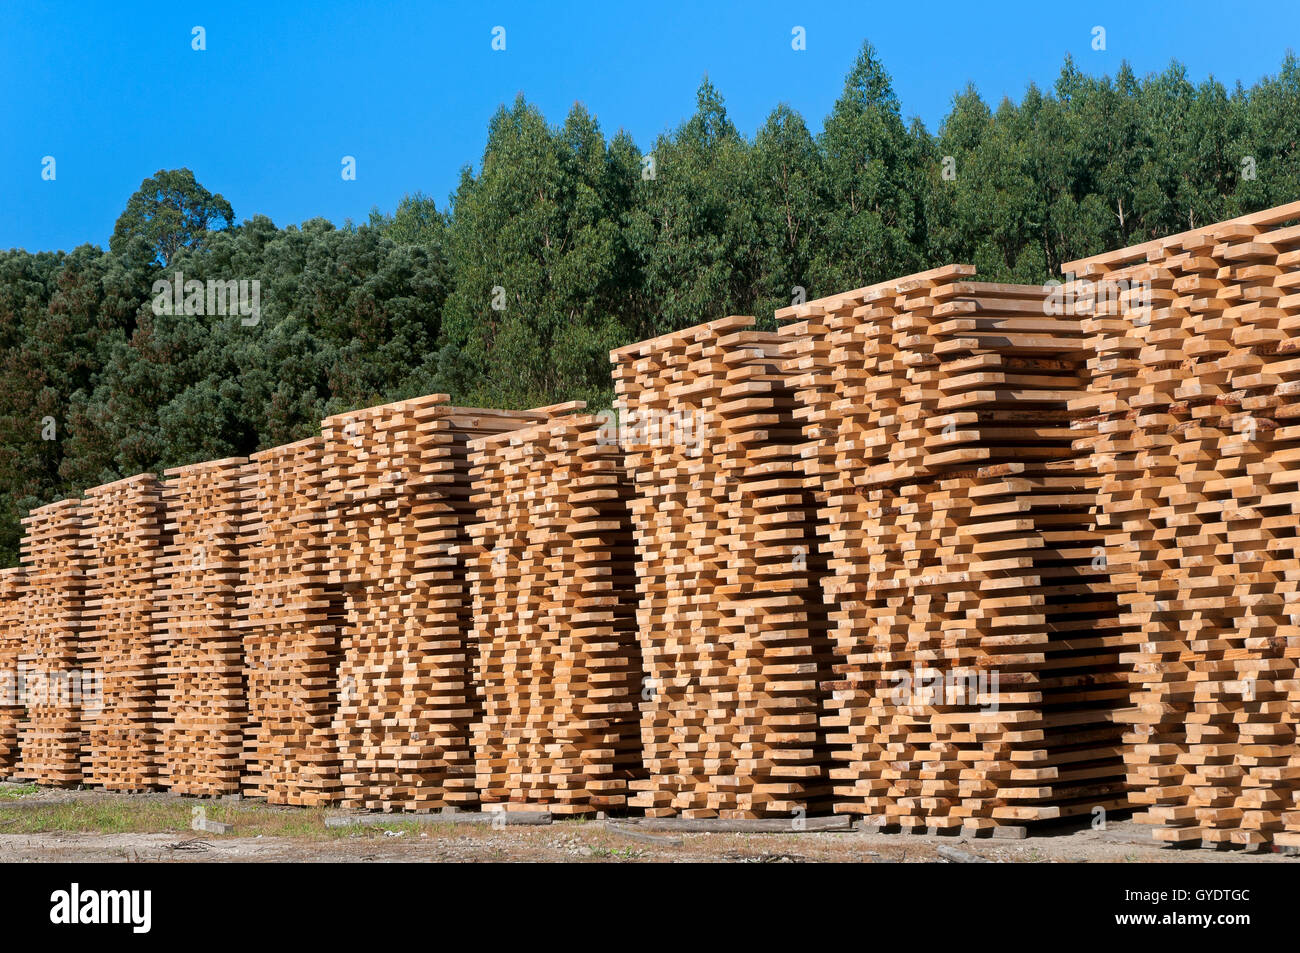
[80,474,167,790]
[714,326,835,814]
[611,317,831,817]
[778,268,1131,833]
[241,437,343,806]
[1065,200,1300,849]
[0,567,25,774]
[157,458,251,795]
[324,395,544,812]
[17,499,87,786]
[466,404,645,814]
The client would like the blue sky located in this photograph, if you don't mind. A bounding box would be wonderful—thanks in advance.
[3,0,1298,253]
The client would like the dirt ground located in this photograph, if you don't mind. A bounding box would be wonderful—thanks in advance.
[0,782,1294,863]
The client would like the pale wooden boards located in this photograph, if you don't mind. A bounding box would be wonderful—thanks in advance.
[324,394,545,812]
[157,457,251,795]
[239,437,343,806]
[0,566,25,773]
[1067,202,1300,849]
[16,499,86,785]
[612,317,833,818]
[80,473,167,791]
[467,407,645,814]
[777,269,1131,833]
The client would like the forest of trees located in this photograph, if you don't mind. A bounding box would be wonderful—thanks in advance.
[2,43,1299,565]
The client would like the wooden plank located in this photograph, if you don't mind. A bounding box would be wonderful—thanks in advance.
[16,499,87,786]
[80,474,167,791]
[779,273,1133,832]
[611,317,834,818]
[157,458,251,796]
[0,567,26,773]
[238,437,342,806]
[1070,213,1300,849]
[466,411,644,815]
[325,394,542,812]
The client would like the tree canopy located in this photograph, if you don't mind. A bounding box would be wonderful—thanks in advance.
[110,168,234,266]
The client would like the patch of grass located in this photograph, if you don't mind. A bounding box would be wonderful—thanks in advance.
[0,794,522,840]
[0,796,338,837]
[0,800,190,835]
[0,783,40,800]
[588,845,644,860]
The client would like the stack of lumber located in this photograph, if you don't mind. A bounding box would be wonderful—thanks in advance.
[778,268,1131,832]
[240,437,343,806]
[157,458,251,795]
[80,474,167,790]
[1064,200,1300,849]
[611,318,832,818]
[466,403,645,814]
[714,327,835,814]
[0,567,25,774]
[324,394,545,812]
[17,499,87,786]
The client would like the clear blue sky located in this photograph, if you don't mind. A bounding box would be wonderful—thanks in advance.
[3,0,1297,253]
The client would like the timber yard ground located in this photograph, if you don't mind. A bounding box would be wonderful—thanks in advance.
[0,781,1293,863]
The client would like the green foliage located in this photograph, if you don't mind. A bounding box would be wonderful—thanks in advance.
[812,42,928,291]
[110,168,234,267]
[438,97,636,408]
[627,78,760,337]
[3,43,1300,564]
[62,214,449,488]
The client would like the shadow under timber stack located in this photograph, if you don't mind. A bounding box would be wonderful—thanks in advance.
[467,404,645,815]
[611,317,833,818]
[157,457,251,795]
[324,395,545,812]
[1064,200,1300,850]
[0,567,25,774]
[241,437,343,806]
[778,268,1131,833]
[17,499,87,786]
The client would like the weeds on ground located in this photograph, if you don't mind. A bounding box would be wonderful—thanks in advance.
[588,845,644,860]
[0,796,334,837]
[0,792,524,841]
